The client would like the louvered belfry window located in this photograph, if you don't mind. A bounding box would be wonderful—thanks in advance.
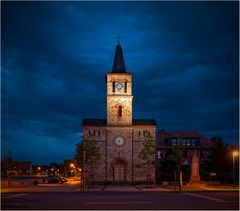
[118,106,122,117]
[112,81,115,92]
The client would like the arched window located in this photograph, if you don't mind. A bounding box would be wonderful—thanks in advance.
[124,81,127,93]
[118,106,122,117]
[112,81,115,92]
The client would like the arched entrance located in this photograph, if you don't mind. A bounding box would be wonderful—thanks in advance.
[111,157,128,184]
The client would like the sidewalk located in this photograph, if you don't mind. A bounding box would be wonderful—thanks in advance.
[136,185,171,192]
[161,184,240,192]
[1,185,76,193]
[2,183,239,193]
[1,181,81,193]
[103,185,140,192]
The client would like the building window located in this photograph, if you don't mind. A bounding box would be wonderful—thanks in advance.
[112,81,115,92]
[187,139,190,146]
[118,106,122,117]
[98,131,100,137]
[139,131,141,136]
[172,138,176,145]
[124,81,127,93]
[88,131,91,135]
[182,138,186,145]
[191,138,196,146]
[157,151,162,159]
[93,131,96,136]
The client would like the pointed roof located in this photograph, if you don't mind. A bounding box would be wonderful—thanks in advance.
[112,43,126,73]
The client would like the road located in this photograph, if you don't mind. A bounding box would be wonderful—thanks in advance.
[1,191,239,210]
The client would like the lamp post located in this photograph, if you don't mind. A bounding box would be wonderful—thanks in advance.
[37,167,41,175]
[70,163,76,181]
[232,150,239,189]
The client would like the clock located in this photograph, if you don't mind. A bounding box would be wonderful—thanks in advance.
[114,137,125,147]
[116,83,123,90]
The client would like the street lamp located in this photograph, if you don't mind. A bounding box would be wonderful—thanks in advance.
[232,150,239,189]
[37,166,41,175]
[70,163,76,181]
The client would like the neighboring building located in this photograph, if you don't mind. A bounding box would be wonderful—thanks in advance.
[82,42,157,184]
[7,161,32,175]
[156,130,211,181]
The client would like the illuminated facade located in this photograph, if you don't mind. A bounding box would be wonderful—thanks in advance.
[82,43,156,184]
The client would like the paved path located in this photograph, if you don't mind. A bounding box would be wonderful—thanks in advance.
[103,185,139,192]
[136,185,171,192]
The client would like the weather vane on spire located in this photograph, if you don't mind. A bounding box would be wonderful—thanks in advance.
[117,34,122,44]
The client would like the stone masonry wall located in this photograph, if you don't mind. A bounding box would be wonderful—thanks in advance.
[106,73,133,125]
[107,96,133,125]
[106,127,133,183]
[133,127,156,183]
[82,127,107,183]
[83,126,156,184]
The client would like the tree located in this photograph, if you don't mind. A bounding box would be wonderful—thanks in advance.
[49,162,60,175]
[168,143,185,192]
[59,159,75,176]
[168,144,186,170]
[1,151,15,175]
[138,130,155,185]
[205,136,231,180]
[75,141,84,167]
[161,143,185,192]
[75,135,101,185]
[160,148,178,176]
[1,151,15,186]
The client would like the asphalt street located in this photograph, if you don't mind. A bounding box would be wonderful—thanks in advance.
[1,191,239,210]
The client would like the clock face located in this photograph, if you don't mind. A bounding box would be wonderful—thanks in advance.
[114,137,125,147]
[116,83,123,90]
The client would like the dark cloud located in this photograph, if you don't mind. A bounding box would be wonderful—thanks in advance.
[1,1,239,164]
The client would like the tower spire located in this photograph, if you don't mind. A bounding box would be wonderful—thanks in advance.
[112,41,126,73]
[117,35,121,45]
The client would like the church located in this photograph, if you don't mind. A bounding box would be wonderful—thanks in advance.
[82,42,157,184]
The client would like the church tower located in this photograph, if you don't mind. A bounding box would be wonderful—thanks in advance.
[82,41,156,184]
[106,43,133,125]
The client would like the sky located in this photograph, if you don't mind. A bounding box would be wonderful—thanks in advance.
[1,1,239,165]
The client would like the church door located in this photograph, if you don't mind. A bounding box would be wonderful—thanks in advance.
[114,164,125,182]
[112,158,127,183]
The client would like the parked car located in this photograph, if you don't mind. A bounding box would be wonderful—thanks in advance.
[42,175,67,184]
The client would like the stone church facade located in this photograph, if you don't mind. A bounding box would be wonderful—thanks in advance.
[82,43,156,184]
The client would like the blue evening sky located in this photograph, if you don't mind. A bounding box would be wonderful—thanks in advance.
[1,1,239,164]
